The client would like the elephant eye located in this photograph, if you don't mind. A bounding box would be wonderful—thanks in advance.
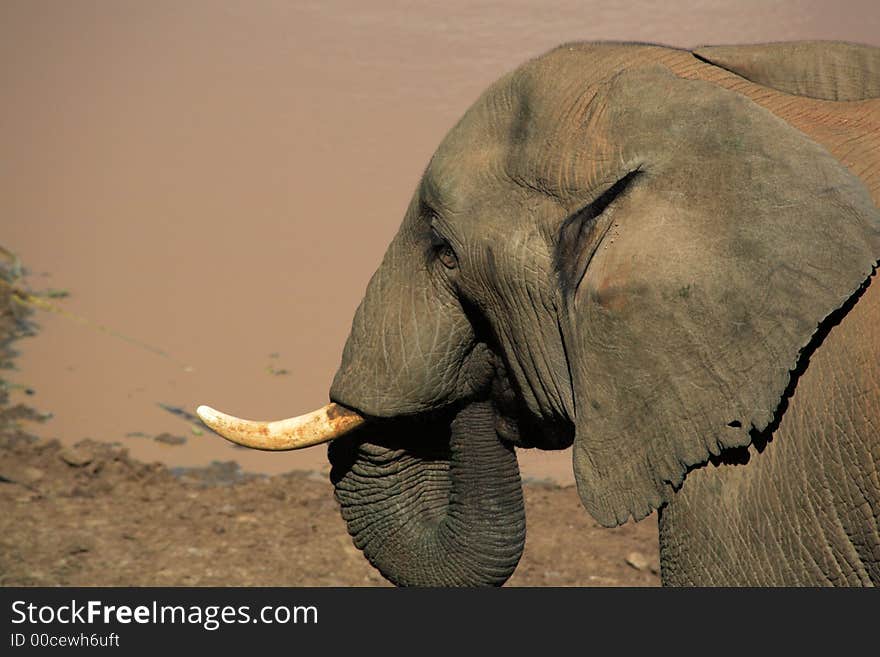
[430,227,458,270]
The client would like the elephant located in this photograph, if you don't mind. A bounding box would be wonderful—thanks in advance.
[199,40,880,586]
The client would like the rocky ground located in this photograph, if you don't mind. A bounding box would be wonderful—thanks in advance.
[0,437,659,586]
[0,252,659,587]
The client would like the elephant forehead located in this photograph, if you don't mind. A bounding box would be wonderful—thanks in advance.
[426,97,512,209]
[425,109,564,223]
[428,46,647,213]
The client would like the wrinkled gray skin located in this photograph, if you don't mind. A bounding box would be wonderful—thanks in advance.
[328,41,880,586]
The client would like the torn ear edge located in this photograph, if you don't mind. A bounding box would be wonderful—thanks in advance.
[753,264,878,443]
[574,263,879,529]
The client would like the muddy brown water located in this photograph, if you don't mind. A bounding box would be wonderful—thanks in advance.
[3,2,879,483]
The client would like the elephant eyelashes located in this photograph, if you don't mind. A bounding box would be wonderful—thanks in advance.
[556,169,641,295]
[430,226,458,269]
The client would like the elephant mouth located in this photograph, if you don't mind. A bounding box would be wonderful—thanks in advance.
[333,365,575,453]
[476,350,575,451]
[197,360,574,455]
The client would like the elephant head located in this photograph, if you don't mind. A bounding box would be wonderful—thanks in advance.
[200,42,880,586]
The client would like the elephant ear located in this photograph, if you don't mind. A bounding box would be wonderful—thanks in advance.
[692,41,880,100]
[563,65,880,527]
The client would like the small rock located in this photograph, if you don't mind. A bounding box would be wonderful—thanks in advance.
[63,537,94,555]
[21,467,45,485]
[154,433,186,446]
[140,488,163,502]
[0,465,44,487]
[59,446,93,467]
[69,485,94,498]
[625,551,650,571]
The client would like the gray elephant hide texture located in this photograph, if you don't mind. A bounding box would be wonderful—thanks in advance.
[326,40,880,586]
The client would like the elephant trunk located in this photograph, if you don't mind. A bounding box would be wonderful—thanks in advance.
[329,400,525,586]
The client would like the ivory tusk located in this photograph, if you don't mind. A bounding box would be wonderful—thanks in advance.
[196,402,366,451]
